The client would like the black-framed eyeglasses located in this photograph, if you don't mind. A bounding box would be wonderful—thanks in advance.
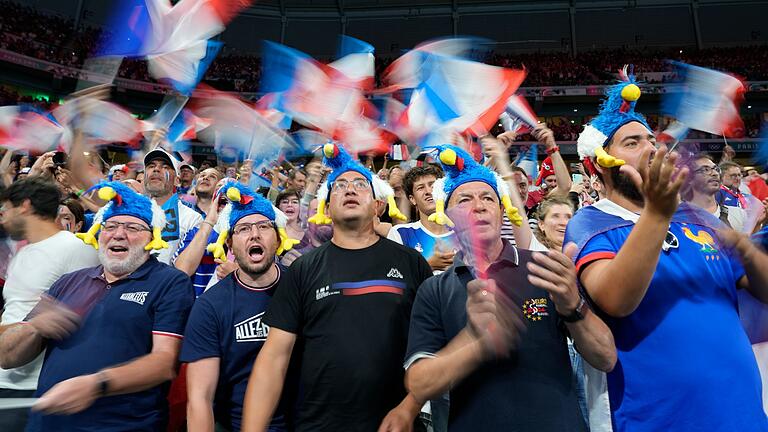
[694,166,720,176]
[330,179,370,193]
[101,221,151,234]
[232,220,276,236]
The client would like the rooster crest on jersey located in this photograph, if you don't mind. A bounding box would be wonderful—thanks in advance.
[428,144,522,228]
[308,142,406,225]
[577,64,651,171]
[76,181,167,251]
[206,180,299,261]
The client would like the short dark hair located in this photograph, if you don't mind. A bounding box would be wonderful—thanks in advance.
[288,168,307,180]
[1,177,61,220]
[510,166,528,177]
[403,164,444,198]
[61,198,86,232]
[275,188,301,207]
[719,161,741,172]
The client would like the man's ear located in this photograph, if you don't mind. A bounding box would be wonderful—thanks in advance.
[408,194,417,207]
[19,198,33,215]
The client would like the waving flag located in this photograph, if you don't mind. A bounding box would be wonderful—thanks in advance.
[503,95,538,133]
[401,53,526,137]
[192,89,297,164]
[514,144,538,182]
[99,0,246,93]
[380,37,486,92]
[662,61,746,138]
[0,107,66,153]
[656,120,690,146]
[330,35,375,90]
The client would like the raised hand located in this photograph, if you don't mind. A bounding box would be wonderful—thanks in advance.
[526,244,582,316]
[465,278,524,360]
[619,144,689,219]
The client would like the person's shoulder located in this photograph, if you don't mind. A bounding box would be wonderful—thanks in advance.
[380,236,427,259]
[391,221,421,233]
[196,274,236,303]
[178,202,204,222]
[288,242,331,270]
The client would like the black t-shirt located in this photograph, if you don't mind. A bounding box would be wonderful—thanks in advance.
[265,237,433,432]
[405,242,587,432]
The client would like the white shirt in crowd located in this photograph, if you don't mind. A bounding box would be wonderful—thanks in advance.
[153,203,202,265]
[713,204,747,233]
[0,231,99,390]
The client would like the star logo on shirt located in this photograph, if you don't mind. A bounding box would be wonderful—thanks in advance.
[522,298,549,321]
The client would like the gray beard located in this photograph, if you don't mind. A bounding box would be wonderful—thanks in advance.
[99,246,148,277]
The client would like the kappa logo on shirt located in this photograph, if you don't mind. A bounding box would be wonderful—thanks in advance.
[387,268,404,279]
[119,291,149,306]
[234,312,270,342]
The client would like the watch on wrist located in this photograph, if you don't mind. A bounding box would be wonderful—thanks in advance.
[559,296,588,323]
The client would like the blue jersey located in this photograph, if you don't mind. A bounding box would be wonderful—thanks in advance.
[25,258,195,432]
[565,200,767,432]
[180,267,290,431]
[387,221,458,261]
[174,227,218,296]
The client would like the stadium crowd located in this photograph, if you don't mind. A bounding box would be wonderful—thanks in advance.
[2,1,768,90]
[0,84,766,432]
[0,2,766,432]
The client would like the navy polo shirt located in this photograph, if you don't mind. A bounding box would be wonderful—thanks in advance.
[405,241,586,432]
[180,266,291,431]
[25,257,195,432]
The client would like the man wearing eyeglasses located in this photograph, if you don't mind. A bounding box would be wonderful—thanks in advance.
[717,161,751,209]
[685,155,747,232]
[242,145,432,432]
[0,182,195,432]
[182,183,295,432]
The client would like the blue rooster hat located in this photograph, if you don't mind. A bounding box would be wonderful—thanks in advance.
[76,181,167,251]
[577,65,651,169]
[308,142,406,225]
[206,180,298,261]
[428,144,522,227]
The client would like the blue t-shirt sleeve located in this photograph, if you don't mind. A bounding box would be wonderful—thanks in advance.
[152,273,195,338]
[575,231,620,275]
[180,297,221,362]
[404,277,447,368]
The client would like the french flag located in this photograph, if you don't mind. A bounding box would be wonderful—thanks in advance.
[656,120,690,145]
[502,94,538,133]
[329,35,375,90]
[192,88,296,162]
[379,37,485,93]
[51,99,145,149]
[99,0,248,93]
[662,61,746,138]
[401,53,526,137]
[0,107,66,153]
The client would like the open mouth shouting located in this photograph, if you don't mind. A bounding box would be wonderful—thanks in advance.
[106,243,130,259]
[247,244,267,263]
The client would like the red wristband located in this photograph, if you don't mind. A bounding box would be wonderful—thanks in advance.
[545,146,560,155]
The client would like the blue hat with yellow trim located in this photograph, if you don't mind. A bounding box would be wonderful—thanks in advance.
[577,65,651,169]
[428,144,522,227]
[308,142,406,225]
[76,181,168,251]
[206,180,298,261]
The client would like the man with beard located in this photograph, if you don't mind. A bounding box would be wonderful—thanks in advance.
[565,67,768,431]
[388,165,458,274]
[174,168,225,296]
[143,148,203,264]
[241,144,431,432]
[0,181,195,431]
[182,182,294,432]
[0,178,98,431]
